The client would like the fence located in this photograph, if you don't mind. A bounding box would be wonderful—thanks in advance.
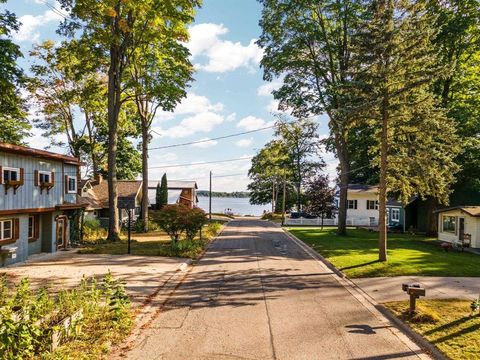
[285,217,379,227]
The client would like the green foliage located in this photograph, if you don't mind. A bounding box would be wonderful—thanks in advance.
[82,217,107,242]
[248,119,322,212]
[152,205,207,244]
[0,274,132,358]
[156,173,168,209]
[0,0,30,144]
[204,222,222,238]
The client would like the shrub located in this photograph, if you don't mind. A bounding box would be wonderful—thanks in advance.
[82,217,107,242]
[152,205,208,244]
[204,222,222,238]
[0,273,132,358]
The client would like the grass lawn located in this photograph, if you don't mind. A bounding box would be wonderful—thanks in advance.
[79,227,220,259]
[287,227,480,278]
[385,300,480,359]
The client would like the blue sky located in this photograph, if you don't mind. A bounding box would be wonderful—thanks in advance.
[4,0,336,191]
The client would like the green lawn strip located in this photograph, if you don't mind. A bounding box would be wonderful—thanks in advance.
[384,300,480,360]
[287,227,480,278]
[79,223,223,259]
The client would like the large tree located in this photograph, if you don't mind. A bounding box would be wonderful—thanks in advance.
[28,40,141,179]
[352,0,460,261]
[58,0,201,240]
[128,19,194,231]
[275,118,323,211]
[0,1,29,144]
[258,0,364,235]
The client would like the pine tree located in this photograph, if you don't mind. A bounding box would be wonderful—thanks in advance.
[351,0,460,261]
[156,173,168,209]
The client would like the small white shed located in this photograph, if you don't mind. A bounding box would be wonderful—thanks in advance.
[436,206,480,249]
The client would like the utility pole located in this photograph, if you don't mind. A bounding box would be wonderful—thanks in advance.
[281,170,286,226]
[209,171,212,220]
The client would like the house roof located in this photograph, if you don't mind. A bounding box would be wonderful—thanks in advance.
[148,180,198,190]
[347,184,379,193]
[0,142,82,166]
[88,180,142,208]
[434,206,480,217]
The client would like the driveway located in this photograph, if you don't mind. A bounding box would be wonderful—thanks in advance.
[353,276,479,303]
[121,219,427,360]
[1,251,189,306]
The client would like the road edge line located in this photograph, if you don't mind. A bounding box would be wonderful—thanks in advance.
[280,226,446,360]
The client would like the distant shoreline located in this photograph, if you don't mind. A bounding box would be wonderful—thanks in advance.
[197,191,250,198]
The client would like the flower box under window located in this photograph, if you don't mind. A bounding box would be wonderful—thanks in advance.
[35,170,55,194]
[0,167,24,194]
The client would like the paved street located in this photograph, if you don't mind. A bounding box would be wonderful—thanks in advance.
[123,219,426,360]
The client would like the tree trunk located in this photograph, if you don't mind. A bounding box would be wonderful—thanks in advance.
[425,196,439,236]
[141,115,149,232]
[378,93,389,262]
[336,135,350,236]
[107,45,121,241]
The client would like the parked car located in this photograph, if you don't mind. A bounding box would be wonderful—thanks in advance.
[289,212,317,219]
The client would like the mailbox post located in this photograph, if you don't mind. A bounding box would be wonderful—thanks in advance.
[118,196,136,255]
[402,283,426,315]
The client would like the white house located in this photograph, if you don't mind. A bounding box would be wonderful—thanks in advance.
[435,206,480,249]
[337,184,411,230]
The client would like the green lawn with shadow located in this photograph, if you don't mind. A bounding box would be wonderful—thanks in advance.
[287,228,480,277]
[385,299,480,359]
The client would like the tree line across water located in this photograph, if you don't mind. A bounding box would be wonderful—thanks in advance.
[197,191,250,198]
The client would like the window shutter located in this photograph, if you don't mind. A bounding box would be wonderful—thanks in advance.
[51,171,55,186]
[0,166,3,185]
[355,200,358,209]
[34,170,39,186]
[13,218,20,240]
[65,175,69,194]
[19,168,25,185]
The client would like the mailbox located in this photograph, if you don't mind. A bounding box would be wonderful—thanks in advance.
[407,287,426,297]
[402,283,421,292]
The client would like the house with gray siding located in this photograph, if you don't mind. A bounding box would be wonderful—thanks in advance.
[0,142,84,266]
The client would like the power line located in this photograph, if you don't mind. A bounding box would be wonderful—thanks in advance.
[147,156,252,170]
[148,125,274,150]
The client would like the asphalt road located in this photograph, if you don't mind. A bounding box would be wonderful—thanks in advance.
[124,219,425,360]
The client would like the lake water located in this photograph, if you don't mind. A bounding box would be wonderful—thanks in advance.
[197,196,270,216]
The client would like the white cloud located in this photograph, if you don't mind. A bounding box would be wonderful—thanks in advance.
[154,92,224,123]
[226,112,236,122]
[14,6,66,42]
[163,112,224,138]
[237,116,273,131]
[266,99,281,113]
[187,23,263,73]
[257,79,283,97]
[191,138,218,148]
[235,138,253,148]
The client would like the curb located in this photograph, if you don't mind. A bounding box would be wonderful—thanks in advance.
[280,226,444,360]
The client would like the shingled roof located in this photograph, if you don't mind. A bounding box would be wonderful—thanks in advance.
[88,180,142,208]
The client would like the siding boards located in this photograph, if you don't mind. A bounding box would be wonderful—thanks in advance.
[0,152,78,210]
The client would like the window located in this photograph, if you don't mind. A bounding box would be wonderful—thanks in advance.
[2,167,20,183]
[0,219,13,241]
[38,171,52,184]
[391,208,400,222]
[347,200,358,209]
[442,216,456,234]
[66,175,77,194]
[367,200,378,210]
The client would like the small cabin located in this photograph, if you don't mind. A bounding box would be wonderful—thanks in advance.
[435,206,480,249]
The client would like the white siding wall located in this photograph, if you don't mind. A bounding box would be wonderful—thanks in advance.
[0,152,78,210]
[346,193,379,223]
[437,209,480,248]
